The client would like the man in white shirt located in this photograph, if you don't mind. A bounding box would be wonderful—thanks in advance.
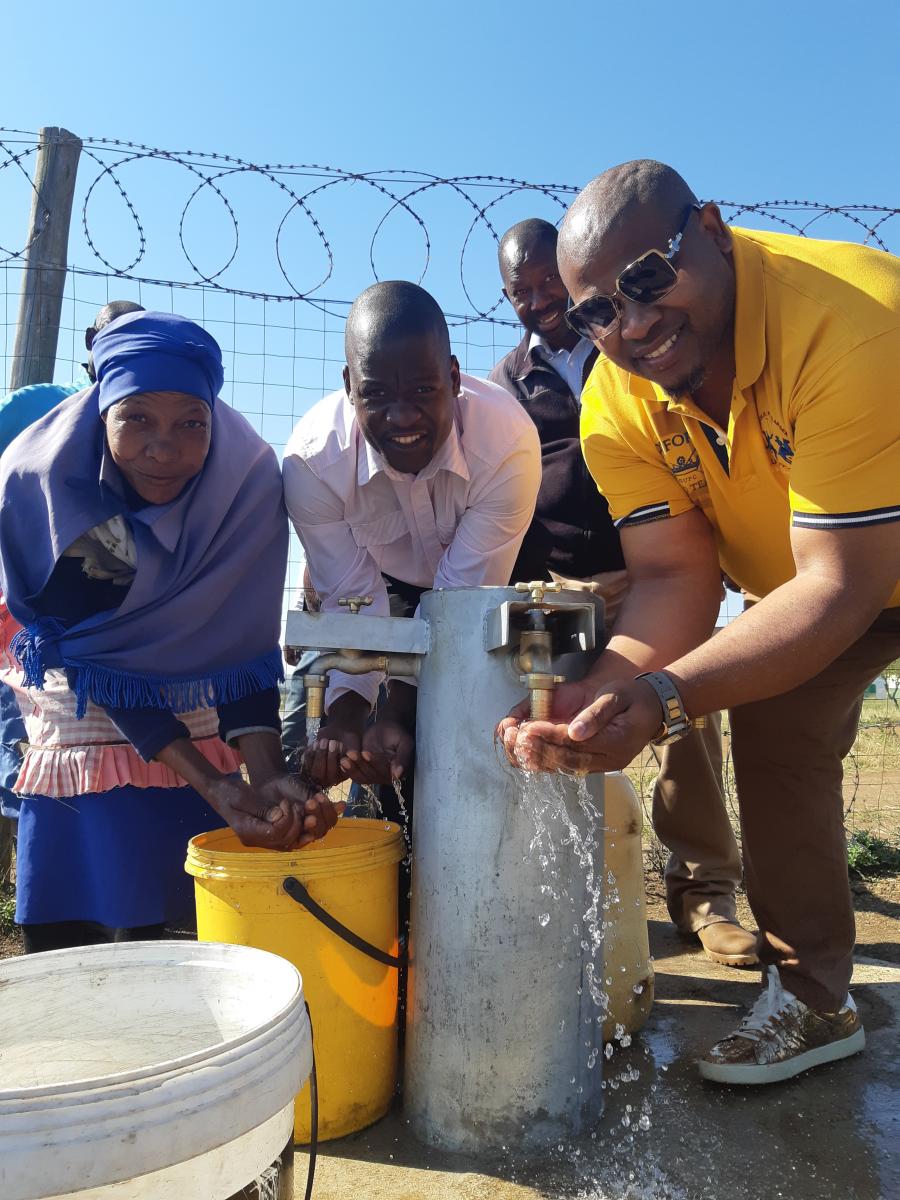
[283,280,541,788]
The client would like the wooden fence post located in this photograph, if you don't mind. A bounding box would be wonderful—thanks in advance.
[2,126,82,892]
[8,126,83,392]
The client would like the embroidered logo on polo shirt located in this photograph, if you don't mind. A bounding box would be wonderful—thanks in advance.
[760,410,794,470]
[654,429,707,495]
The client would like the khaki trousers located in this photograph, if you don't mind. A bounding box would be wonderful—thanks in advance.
[651,712,743,933]
[727,607,900,1011]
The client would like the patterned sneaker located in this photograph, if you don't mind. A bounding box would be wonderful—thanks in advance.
[699,966,865,1085]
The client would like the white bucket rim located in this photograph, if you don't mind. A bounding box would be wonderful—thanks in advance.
[0,941,311,1198]
[0,940,302,1101]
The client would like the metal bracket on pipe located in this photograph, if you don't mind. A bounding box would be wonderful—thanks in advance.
[483,594,598,655]
[284,609,431,655]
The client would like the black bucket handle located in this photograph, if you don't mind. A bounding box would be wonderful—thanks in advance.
[283,876,406,969]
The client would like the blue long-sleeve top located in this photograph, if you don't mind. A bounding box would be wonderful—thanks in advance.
[35,556,280,761]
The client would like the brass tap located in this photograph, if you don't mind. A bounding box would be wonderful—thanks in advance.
[303,673,328,720]
[517,625,565,721]
[513,579,596,719]
[301,651,419,719]
[515,583,564,720]
[515,580,562,607]
[520,672,566,720]
[338,596,373,614]
[299,598,418,718]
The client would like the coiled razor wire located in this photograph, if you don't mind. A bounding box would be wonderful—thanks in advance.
[1,129,898,326]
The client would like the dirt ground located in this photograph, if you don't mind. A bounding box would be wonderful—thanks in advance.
[644,871,900,964]
[0,927,20,957]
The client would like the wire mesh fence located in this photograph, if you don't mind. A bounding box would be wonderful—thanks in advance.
[1,129,898,843]
[628,685,900,864]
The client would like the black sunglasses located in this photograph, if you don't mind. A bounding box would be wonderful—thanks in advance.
[565,204,701,341]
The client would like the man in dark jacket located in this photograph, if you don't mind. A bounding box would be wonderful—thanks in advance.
[490,221,625,596]
[490,218,755,967]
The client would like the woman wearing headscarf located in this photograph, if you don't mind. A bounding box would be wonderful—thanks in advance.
[0,311,336,954]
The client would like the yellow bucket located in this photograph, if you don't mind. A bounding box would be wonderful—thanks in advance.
[185,818,405,1143]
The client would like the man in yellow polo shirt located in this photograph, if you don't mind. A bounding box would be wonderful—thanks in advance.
[500,159,900,1086]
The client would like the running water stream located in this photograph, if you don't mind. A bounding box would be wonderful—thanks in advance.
[391,776,412,861]
[517,766,612,1029]
[516,762,669,1198]
[357,784,383,819]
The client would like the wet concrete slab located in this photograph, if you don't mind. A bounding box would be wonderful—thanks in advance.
[295,921,899,1199]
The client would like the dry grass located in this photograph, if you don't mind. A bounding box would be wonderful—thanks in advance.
[630,701,900,877]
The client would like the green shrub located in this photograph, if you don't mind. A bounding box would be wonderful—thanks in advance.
[0,890,15,933]
[847,830,900,878]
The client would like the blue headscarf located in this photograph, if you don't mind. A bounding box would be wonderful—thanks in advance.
[0,312,287,716]
[93,310,224,413]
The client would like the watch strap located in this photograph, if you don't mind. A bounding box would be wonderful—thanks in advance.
[635,670,690,742]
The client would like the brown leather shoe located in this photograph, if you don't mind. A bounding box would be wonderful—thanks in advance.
[696,921,759,967]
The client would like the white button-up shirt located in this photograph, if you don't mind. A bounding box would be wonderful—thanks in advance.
[283,372,541,708]
[528,331,595,400]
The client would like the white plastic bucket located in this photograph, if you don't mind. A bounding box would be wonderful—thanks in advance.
[0,941,312,1200]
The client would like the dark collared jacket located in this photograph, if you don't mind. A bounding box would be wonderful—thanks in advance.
[489,333,625,582]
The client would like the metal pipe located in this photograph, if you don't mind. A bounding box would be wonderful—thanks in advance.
[303,650,419,678]
[406,587,605,1152]
[301,651,419,721]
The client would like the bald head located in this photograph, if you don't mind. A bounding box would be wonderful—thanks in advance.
[345,280,450,363]
[497,217,575,350]
[343,281,458,475]
[558,161,698,282]
[498,218,558,274]
[557,160,736,400]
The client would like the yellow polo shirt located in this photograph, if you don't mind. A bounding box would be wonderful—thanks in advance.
[581,227,900,607]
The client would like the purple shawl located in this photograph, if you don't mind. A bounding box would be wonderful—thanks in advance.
[0,387,287,715]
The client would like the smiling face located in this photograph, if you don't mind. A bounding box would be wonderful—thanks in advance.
[559,202,736,397]
[501,240,576,352]
[344,332,459,475]
[103,390,212,504]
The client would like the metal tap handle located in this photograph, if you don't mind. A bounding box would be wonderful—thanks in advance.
[338,596,373,615]
[514,580,562,606]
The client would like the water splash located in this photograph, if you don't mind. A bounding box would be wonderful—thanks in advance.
[518,766,609,1019]
[515,759,664,1189]
[305,715,321,744]
[353,784,382,819]
[571,1153,690,1200]
[253,1157,283,1200]
[392,776,412,861]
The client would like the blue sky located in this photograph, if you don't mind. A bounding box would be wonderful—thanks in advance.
[3,0,897,197]
[2,0,896,407]
[2,0,897,312]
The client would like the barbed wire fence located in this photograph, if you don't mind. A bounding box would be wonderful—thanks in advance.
[1,128,898,846]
